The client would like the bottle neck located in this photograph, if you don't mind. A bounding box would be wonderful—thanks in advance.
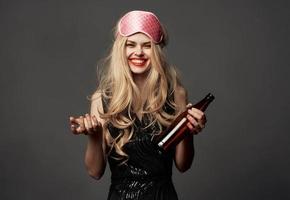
[192,93,214,111]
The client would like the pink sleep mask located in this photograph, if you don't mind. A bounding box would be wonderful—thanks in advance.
[118,10,163,43]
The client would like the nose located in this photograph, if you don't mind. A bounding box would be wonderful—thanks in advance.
[134,46,144,56]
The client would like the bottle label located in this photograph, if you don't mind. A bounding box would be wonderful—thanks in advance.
[158,117,187,147]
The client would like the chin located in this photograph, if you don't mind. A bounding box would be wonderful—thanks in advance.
[129,65,151,75]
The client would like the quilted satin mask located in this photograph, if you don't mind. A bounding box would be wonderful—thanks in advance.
[118,10,163,43]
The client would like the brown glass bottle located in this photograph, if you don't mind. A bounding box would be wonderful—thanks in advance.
[153,93,215,152]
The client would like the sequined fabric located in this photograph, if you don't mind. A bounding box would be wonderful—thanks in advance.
[102,96,178,200]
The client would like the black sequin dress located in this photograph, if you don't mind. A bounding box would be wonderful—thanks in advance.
[102,96,178,200]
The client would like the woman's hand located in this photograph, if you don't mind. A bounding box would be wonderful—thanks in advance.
[186,103,207,134]
[69,114,102,135]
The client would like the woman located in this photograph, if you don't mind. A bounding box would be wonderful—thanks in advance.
[69,10,207,200]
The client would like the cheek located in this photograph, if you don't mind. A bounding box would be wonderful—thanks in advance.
[126,49,134,58]
[144,49,152,59]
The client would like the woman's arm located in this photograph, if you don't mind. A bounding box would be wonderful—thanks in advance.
[173,86,206,172]
[174,86,194,172]
[84,92,107,180]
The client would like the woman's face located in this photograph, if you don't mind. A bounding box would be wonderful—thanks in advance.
[125,33,152,75]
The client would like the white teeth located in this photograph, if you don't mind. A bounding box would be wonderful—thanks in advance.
[130,59,146,64]
[133,60,144,64]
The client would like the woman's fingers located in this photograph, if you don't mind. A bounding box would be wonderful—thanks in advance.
[75,116,85,134]
[92,115,99,132]
[69,114,102,135]
[70,116,80,127]
[188,107,203,118]
[186,114,202,133]
[186,103,192,108]
[187,107,206,134]
[200,114,207,125]
[70,124,78,134]
[85,114,94,134]
[70,116,81,135]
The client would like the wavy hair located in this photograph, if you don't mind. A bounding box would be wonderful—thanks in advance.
[92,24,181,161]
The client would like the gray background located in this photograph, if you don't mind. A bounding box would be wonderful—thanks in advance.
[1,0,289,199]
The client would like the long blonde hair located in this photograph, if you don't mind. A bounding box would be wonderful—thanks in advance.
[92,25,181,160]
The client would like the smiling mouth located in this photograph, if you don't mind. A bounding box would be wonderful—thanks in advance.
[129,58,148,67]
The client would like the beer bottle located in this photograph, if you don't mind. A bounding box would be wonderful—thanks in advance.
[154,93,215,152]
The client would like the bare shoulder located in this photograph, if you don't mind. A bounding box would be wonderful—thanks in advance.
[174,85,188,106]
[174,85,187,100]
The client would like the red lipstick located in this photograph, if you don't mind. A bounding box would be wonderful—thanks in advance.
[129,58,148,67]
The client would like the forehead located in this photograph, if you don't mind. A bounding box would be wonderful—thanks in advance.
[126,33,151,43]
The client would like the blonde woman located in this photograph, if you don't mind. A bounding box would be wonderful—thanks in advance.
[69,10,207,200]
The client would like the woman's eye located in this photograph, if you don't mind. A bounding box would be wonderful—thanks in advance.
[144,44,151,48]
[126,43,134,47]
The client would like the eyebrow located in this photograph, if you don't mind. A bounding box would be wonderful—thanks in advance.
[126,40,151,45]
